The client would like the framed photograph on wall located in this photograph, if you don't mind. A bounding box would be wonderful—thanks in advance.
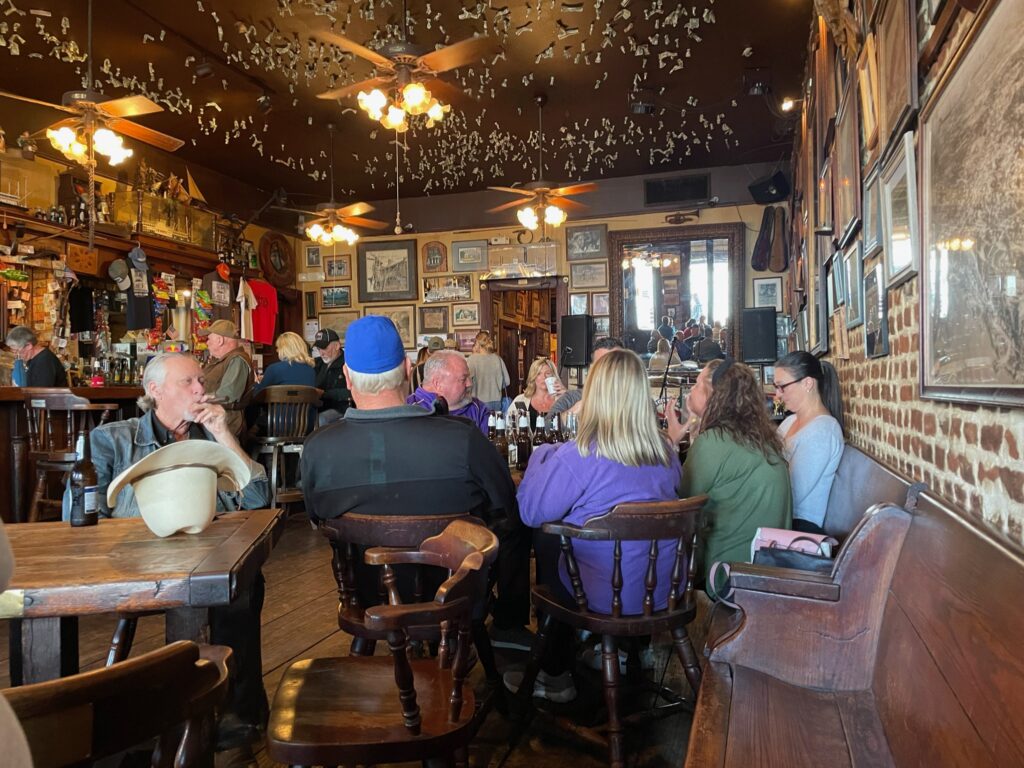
[418,305,449,334]
[319,310,361,342]
[858,32,881,156]
[452,240,487,272]
[877,0,919,152]
[753,277,783,311]
[843,240,864,329]
[423,275,472,303]
[862,167,884,257]
[305,244,322,268]
[320,284,351,309]
[569,293,588,315]
[863,259,889,358]
[357,240,417,302]
[882,132,919,288]
[452,303,480,327]
[304,291,317,320]
[834,79,862,247]
[593,316,610,337]
[566,224,608,262]
[421,241,448,273]
[455,330,478,353]
[502,291,516,315]
[570,262,608,290]
[365,305,415,348]
[591,292,610,315]
[325,254,351,279]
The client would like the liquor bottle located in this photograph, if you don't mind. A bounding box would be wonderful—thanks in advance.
[532,414,546,449]
[494,412,509,463]
[69,427,99,527]
[487,411,497,442]
[548,415,562,444]
[516,413,531,470]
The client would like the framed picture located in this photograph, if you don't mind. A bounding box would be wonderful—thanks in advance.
[325,254,351,279]
[591,292,610,315]
[834,78,862,248]
[452,302,480,327]
[455,330,478,353]
[827,263,837,315]
[366,304,415,348]
[304,291,317,320]
[661,257,680,277]
[418,305,449,334]
[570,293,588,315]
[566,223,608,262]
[862,167,883,256]
[882,132,919,288]
[877,0,918,152]
[452,239,488,272]
[663,277,679,293]
[812,243,830,357]
[320,284,351,309]
[753,277,783,311]
[863,260,889,358]
[357,239,418,302]
[305,244,322,268]
[539,292,550,323]
[319,310,361,342]
[423,274,472,303]
[816,159,833,235]
[843,240,864,329]
[502,291,516,315]
[530,291,541,320]
[593,316,610,337]
[421,241,448,273]
[762,366,776,386]
[833,254,846,309]
[570,262,608,290]
[515,291,527,316]
[858,32,881,155]
[921,0,1024,405]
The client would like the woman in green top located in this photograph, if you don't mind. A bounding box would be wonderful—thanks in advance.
[667,358,792,584]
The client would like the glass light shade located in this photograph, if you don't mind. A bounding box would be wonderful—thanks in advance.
[517,206,539,230]
[47,126,77,151]
[401,82,430,113]
[69,140,88,158]
[359,88,388,112]
[106,146,132,165]
[307,223,325,240]
[544,204,566,226]
[425,99,450,127]
[381,105,408,131]
[92,128,117,154]
[319,233,333,246]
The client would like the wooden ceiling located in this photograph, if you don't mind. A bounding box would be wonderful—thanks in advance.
[0,0,812,210]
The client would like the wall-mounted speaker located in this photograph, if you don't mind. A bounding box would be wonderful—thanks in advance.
[748,171,790,204]
[560,315,593,367]
[741,307,778,363]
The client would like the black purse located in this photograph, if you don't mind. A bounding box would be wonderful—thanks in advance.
[752,535,838,574]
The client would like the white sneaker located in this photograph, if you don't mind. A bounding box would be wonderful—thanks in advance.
[580,642,655,674]
[503,668,578,703]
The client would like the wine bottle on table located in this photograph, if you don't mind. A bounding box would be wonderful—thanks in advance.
[516,413,531,470]
[494,412,509,463]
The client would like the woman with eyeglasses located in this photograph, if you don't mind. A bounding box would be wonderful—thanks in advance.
[667,358,791,583]
[505,355,565,426]
[772,351,845,534]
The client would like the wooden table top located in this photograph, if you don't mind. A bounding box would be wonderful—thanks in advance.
[0,386,143,403]
[0,509,284,620]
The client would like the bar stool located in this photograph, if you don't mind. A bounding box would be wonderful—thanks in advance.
[248,385,321,510]
[22,389,119,523]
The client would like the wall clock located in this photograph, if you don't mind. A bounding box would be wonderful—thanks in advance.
[259,232,295,288]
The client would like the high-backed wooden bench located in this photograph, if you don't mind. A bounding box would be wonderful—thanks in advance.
[821,444,915,539]
[685,492,1024,767]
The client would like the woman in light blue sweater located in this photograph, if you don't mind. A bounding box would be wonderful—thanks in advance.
[773,352,845,534]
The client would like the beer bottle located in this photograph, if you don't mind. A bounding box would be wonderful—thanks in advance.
[487,411,496,442]
[494,412,509,463]
[69,427,99,527]
[532,414,546,448]
[548,414,561,444]
[516,413,531,470]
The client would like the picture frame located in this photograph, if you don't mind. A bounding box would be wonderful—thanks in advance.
[862,166,883,257]
[863,259,889,358]
[325,254,351,279]
[831,253,846,309]
[877,0,919,153]
[365,304,415,348]
[843,240,865,329]
[882,132,919,288]
[502,291,517,315]
[421,241,448,273]
[591,292,610,316]
[452,239,487,273]
[566,223,608,262]
[920,0,1024,406]
[304,244,322,268]
[570,262,608,290]
[858,32,881,156]
[812,240,830,357]
[515,291,527,316]
[304,291,317,320]
[816,158,833,236]
[357,240,418,302]
[530,291,541,320]
[423,274,472,303]
[452,302,480,327]
[833,77,862,248]
[320,284,351,309]
[569,293,588,315]
[418,305,449,334]
[455,330,478,353]
[593,316,610,337]
[753,277,783,312]
[319,310,361,342]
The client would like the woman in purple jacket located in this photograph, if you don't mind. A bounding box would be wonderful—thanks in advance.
[506,348,682,703]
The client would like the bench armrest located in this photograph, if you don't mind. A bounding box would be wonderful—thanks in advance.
[728,563,840,601]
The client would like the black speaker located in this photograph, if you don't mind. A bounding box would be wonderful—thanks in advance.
[741,307,778,363]
[748,170,790,204]
[560,315,593,367]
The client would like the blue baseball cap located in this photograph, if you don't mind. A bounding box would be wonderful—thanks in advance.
[345,315,406,374]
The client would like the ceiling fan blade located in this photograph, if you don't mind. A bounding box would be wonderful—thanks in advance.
[107,117,185,152]
[0,89,79,114]
[342,215,389,231]
[318,30,394,69]
[317,76,392,101]
[417,36,500,73]
[487,198,530,214]
[487,186,535,197]
[97,94,163,118]
[420,77,465,105]
[272,205,318,215]
[333,201,375,218]
[549,182,599,197]
[549,196,589,212]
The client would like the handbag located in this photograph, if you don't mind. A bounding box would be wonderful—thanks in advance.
[751,528,839,574]
[499,385,512,415]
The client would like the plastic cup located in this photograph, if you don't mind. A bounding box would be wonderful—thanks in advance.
[545,376,559,395]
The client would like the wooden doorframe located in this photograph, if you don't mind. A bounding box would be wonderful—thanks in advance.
[479,276,569,363]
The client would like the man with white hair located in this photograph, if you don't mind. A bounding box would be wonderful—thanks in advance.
[407,349,490,434]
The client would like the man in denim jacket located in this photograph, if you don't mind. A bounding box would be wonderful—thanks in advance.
[91,351,271,750]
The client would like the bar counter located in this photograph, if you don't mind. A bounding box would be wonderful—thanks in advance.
[0,386,143,524]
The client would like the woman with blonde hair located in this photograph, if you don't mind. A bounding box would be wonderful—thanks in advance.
[507,349,682,702]
[253,331,317,394]
[505,355,565,425]
[468,330,510,411]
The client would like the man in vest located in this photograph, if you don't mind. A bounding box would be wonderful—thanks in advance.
[197,319,254,436]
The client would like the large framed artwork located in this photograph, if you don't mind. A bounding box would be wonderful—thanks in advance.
[877,0,918,154]
[423,275,473,303]
[833,78,862,248]
[863,259,889,358]
[366,304,415,348]
[357,240,417,302]
[843,239,864,329]
[452,239,488,273]
[921,0,1024,406]
[566,224,608,262]
[881,132,919,288]
[319,310,361,342]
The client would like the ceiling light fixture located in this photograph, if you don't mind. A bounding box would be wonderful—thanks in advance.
[304,125,360,247]
[515,94,567,234]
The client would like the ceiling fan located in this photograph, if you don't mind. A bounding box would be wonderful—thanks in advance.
[273,124,388,246]
[487,94,598,231]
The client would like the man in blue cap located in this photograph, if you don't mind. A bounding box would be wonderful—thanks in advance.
[301,315,532,650]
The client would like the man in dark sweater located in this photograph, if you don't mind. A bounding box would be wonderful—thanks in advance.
[301,316,532,648]
[312,328,352,425]
[5,326,66,387]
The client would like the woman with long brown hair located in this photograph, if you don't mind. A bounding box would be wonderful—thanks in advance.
[667,358,791,582]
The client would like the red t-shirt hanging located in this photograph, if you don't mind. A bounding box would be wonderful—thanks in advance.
[247,278,279,345]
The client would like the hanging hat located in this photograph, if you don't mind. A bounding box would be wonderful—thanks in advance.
[108,259,132,291]
[106,441,251,537]
[128,245,148,270]
[216,262,231,281]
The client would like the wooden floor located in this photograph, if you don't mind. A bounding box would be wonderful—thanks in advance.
[0,515,695,767]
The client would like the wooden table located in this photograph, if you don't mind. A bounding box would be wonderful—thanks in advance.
[1,508,284,685]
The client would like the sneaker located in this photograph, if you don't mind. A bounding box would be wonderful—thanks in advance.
[580,642,655,674]
[490,624,535,652]
[503,668,578,703]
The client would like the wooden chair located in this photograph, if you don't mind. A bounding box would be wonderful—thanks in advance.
[515,497,707,768]
[248,385,320,509]
[267,519,499,767]
[320,512,501,683]
[22,389,119,522]
[2,641,231,768]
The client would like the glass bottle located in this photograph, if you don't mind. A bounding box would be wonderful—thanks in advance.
[494,412,509,463]
[69,427,99,527]
[487,411,496,442]
[532,414,546,449]
[516,413,531,470]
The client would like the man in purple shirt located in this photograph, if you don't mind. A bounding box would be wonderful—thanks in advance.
[407,350,491,435]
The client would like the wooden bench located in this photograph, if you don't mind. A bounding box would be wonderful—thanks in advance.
[685,492,1024,767]
[821,444,917,539]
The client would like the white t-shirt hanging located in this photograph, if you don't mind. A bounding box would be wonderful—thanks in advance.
[236,276,257,341]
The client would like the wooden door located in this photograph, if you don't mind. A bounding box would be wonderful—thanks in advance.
[498,321,520,394]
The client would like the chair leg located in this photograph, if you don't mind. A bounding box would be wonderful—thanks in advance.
[270,445,281,508]
[601,634,626,768]
[28,468,48,523]
[670,625,703,696]
[471,618,501,684]
[106,616,139,666]
[516,612,553,713]
[350,636,376,656]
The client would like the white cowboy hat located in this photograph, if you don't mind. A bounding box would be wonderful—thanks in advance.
[107,441,251,537]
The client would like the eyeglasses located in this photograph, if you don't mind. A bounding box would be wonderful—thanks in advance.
[774,379,801,392]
